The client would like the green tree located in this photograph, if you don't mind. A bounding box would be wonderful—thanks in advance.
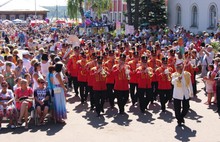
[67,0,84,19]
[127,0,167,29]
[67,0,111,20]
[91,0,111,18]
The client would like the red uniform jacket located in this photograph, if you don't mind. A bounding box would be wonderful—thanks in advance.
[113,64,129,91]
[104,59,115,84]
[147,59,162,82]
[136,66,153,89]
[77,59,87,82]
[156,67,173,90]
[90,66,107,91]
[67,54,80,77]
[128,60,140,84]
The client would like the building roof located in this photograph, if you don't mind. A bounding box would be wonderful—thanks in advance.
[0,0,49,12]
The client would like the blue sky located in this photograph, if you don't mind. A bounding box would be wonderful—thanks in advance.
[1,0,67,6]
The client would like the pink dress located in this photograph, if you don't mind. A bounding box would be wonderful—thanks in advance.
[205,71,216,93]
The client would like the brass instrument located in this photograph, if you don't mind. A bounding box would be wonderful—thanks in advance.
[101,67,107,78]
[164,68,171,81]
[125,66,130,80]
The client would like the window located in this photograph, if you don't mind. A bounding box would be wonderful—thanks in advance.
[10,15,15,20]
[209,5,217,28]
[176,6,181,25]
[0,15,6,20]
[191,6,198,27]
[115,13,117,21]
[19,15,25,20]
[118,13,121,22]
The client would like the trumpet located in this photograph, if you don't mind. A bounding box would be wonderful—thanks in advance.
[97,66,107,78]
[164,69,171,81]
[125,67,130,80]
[101,67,107,78]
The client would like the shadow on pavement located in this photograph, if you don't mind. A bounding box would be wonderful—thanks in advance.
[82,111,108,129]
[148,102,160,114]
[191,95,202,103]
[105,107,119,118]
[73,103,88,113]
[207,103,218,113]
[0,121,65,135]
[157,110,175,123]
[66,95,81,104]
[175,125,197,141]
[128,105,156,124]
[111,113,132,126]
[185,109,203,123]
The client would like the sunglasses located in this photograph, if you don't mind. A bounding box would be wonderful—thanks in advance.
[40,82,45,84]
[1,84,7,87]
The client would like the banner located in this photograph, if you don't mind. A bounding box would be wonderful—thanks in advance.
[125,24,134,35]
[116,21,121,36]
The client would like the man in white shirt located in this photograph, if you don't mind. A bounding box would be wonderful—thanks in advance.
[171,60,193,126]
[199,45,214,77]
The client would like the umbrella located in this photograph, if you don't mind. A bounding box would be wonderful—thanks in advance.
[12,19,23,24]
[2,20,13,25]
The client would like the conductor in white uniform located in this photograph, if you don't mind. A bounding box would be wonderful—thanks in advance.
[171,59,193,126]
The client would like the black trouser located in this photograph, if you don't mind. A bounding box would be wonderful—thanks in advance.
[159,89,172,110]
[79,81,88,103]
[217,85,220,110]
[151,82,158,102]
[94,90,106,115]
[193,71,197,95]
[174,97,190,124]
[114,90,129,114]
[106,84,115,107]
[130,83,138,104]
[138,88,152,112]
[68,76,79,95]
[88,86,95,109]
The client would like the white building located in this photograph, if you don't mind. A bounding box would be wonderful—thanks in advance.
[168,0,220,33]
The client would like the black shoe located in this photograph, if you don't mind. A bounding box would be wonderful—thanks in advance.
[177,122,182,126]
[90,107,94,111]
[97,113,101,117]
[182,118,185,124]
[215,109,220,113]
[101,109,104,113]
[119,111,124,114]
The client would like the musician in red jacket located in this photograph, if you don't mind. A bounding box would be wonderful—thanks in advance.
[104,50,116,108]
[128,51,140,105]
[113,53,130,114]
[77,51,88,104]
[86,52,97,110]
[136,55,154,113]
[148,48,162,103]
[91,56,107,116]
[156,57,173,112]
[67,46,80,96]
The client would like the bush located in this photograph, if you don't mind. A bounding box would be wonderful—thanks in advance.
[211,41,220,52]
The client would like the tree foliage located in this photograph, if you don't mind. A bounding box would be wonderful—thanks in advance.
[67,0,111,19]
[127,0,167,29]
